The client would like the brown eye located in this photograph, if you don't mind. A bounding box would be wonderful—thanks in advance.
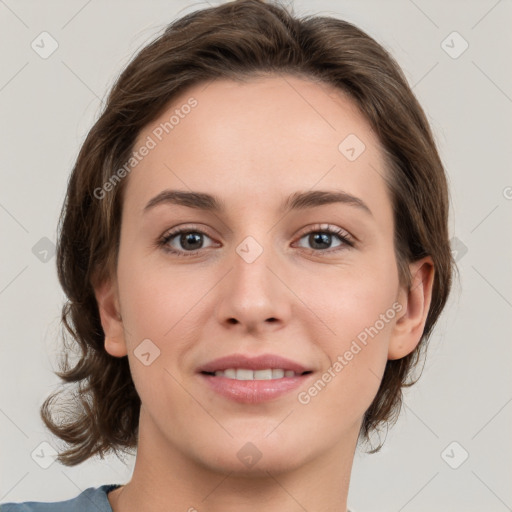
[295,225,354,254]
[158,227,217,256]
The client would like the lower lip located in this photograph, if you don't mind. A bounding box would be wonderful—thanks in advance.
[199,373,312,404]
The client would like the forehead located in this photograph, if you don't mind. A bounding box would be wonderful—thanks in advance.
[125,74,389,216]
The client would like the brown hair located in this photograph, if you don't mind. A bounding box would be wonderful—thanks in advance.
[41,0,455,465]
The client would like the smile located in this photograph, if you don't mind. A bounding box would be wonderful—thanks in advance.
[202,368,311,380]
[199,371,314,404]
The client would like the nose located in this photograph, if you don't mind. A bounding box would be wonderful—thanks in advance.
[215,239,292,335]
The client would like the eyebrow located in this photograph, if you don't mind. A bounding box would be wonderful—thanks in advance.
[143,189,373,217]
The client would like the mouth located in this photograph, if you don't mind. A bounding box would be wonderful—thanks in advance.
[197,353,313,376]
[198,370,314,404]
[197,353,315,404]
[200,369,313,380]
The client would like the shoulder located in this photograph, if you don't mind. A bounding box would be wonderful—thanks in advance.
[0,484,123,512]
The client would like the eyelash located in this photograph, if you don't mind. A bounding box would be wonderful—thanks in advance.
[156,224,355,258]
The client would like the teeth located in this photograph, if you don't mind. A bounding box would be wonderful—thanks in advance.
[211,368,300,380]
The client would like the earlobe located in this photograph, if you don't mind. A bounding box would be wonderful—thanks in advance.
[388,256,435,360]
[93,276,128,358]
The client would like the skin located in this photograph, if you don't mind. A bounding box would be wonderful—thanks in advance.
[95,74,434,512]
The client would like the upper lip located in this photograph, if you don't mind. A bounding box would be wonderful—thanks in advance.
[197,354,312,374]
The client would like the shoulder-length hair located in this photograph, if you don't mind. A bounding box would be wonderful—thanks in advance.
[41,0,454,465]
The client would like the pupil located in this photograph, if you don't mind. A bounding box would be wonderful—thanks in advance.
[181,232,202,250]
[311,233,330,249]
[178,232,332,251]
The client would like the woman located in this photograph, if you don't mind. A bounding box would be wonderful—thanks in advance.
[1,0,453,510]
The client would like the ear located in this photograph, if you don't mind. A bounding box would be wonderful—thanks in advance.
[388,256,435,360]
[93,275,127,358]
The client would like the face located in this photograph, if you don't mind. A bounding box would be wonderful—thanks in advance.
[97,74,431,475]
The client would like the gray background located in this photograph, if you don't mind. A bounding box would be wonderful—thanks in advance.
[1,1,511,511]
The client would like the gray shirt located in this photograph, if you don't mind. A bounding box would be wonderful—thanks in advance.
[1,485,355,511]
[0,484,122,511]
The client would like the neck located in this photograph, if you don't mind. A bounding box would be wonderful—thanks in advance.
[109,410,359,512]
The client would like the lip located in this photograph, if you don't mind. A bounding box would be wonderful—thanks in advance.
[196,353,314,404]
[197,353,311,374]
[199,373,314,404]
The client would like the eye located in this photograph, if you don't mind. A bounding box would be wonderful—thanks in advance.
[157,226,217,257]
[157,223,354,258]
[294,224,354,255]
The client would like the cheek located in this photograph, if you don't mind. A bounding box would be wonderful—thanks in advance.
[299,290,397,427]
[116,260,191,406]
[304,255,399,390]
[302,251,399,338]
[117,250,196,340]
[116,255,213,402]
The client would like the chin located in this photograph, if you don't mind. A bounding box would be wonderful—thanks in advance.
[191,432,313,477]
